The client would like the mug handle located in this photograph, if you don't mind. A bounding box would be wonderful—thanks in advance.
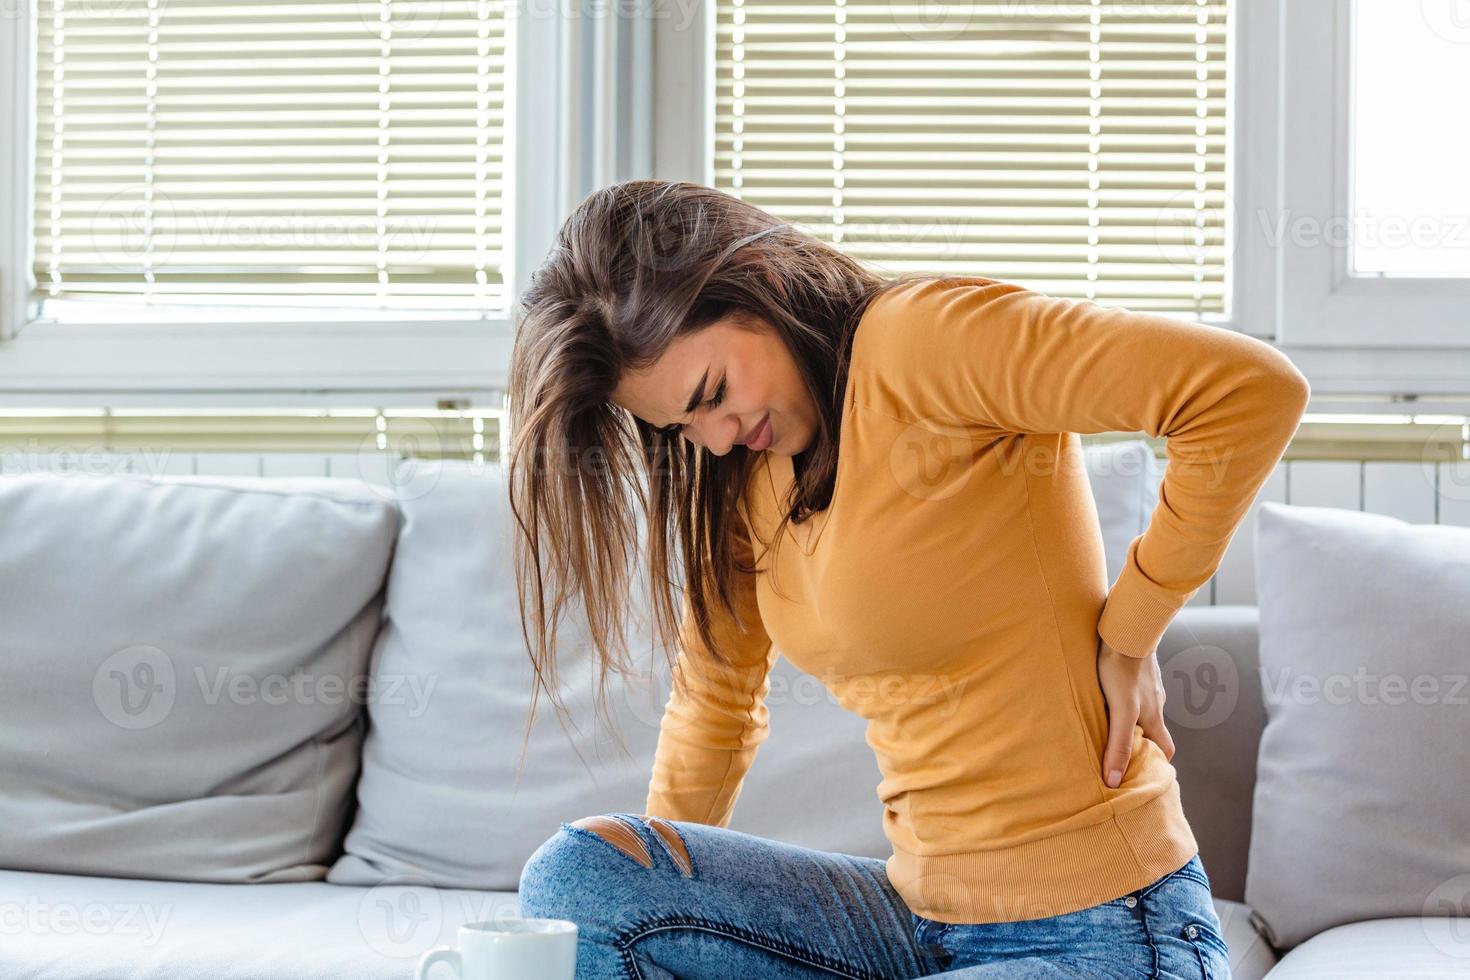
[416,946,462,979]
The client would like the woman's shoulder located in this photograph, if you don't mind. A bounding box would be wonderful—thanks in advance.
[854,275,1023,358]
[849,274,1022,418]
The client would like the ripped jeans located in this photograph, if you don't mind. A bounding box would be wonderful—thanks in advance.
[517,813,1232,979]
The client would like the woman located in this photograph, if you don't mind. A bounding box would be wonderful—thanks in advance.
[509,179,1305,977]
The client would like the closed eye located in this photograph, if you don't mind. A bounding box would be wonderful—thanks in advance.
[660,376,725,437]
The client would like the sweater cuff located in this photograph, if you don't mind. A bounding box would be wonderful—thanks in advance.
[1097,539,1194,659]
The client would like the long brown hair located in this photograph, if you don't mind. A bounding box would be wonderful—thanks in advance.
[505,179,934,776]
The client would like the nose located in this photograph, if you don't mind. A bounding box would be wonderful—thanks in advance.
[687,408,742,456]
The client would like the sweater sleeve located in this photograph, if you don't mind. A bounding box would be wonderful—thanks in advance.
[643,504,779,826]
[870,277,1311,659]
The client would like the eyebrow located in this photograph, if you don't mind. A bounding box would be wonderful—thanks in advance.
[670,367,710,428]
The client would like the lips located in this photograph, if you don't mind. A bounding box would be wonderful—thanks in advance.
[743,412,772,451]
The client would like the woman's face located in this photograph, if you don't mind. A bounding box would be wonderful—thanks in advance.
[612,313,818,457]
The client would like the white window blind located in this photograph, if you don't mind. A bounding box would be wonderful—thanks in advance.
[33,0,508,314]
[714,0,1229,316]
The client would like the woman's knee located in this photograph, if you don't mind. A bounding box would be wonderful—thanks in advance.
[518,812,696,917]
[566,812,695,876]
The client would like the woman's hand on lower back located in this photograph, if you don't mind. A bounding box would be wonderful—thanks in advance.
[1096,637,1175,789]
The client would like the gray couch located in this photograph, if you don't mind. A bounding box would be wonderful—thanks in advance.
[0,448,1461,978]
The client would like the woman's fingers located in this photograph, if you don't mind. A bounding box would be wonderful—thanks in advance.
[1137,656,1176,762]
[1103,696,1137,787]
[1139,708,1177,763]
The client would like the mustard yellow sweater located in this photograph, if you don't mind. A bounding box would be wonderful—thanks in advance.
[645,275,1311,924]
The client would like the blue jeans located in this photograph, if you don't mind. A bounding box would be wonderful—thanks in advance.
[518,812,1232,979]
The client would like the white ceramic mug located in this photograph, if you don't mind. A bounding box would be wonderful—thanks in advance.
[415,918,578,979]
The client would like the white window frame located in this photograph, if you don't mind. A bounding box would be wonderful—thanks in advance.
[651,0,1470,403]
[0,4,566,402]
[1279,0,1470,351]
[1271,0,1470,397]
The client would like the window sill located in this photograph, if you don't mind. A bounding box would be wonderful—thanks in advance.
[0,317,516,402]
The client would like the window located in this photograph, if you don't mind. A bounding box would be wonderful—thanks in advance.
[647,0,1470,399]
[1351,3,1470,277]
[709,0,1231,317]
[1278,0,1470,351]
[33,0,507,316]
[0,1,562,396]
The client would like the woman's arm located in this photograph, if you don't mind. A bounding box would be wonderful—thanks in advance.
[863,276,1311,660]
[644,511,779,827]
[863,277,1309,789]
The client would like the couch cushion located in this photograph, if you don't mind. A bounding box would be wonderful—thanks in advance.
[1246,502,1470,950]
[1215,897,1280,980]
[0,868,1279,980]
[0,868,516,980]
[1261,916,1470,978]
[330,440,1165,890]
[326,457,663,891]
[0,471,398,883]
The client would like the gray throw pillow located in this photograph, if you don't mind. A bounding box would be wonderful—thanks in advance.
[0,471,399,882]
[1245,502,1470,950]
[327,458,665,890]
